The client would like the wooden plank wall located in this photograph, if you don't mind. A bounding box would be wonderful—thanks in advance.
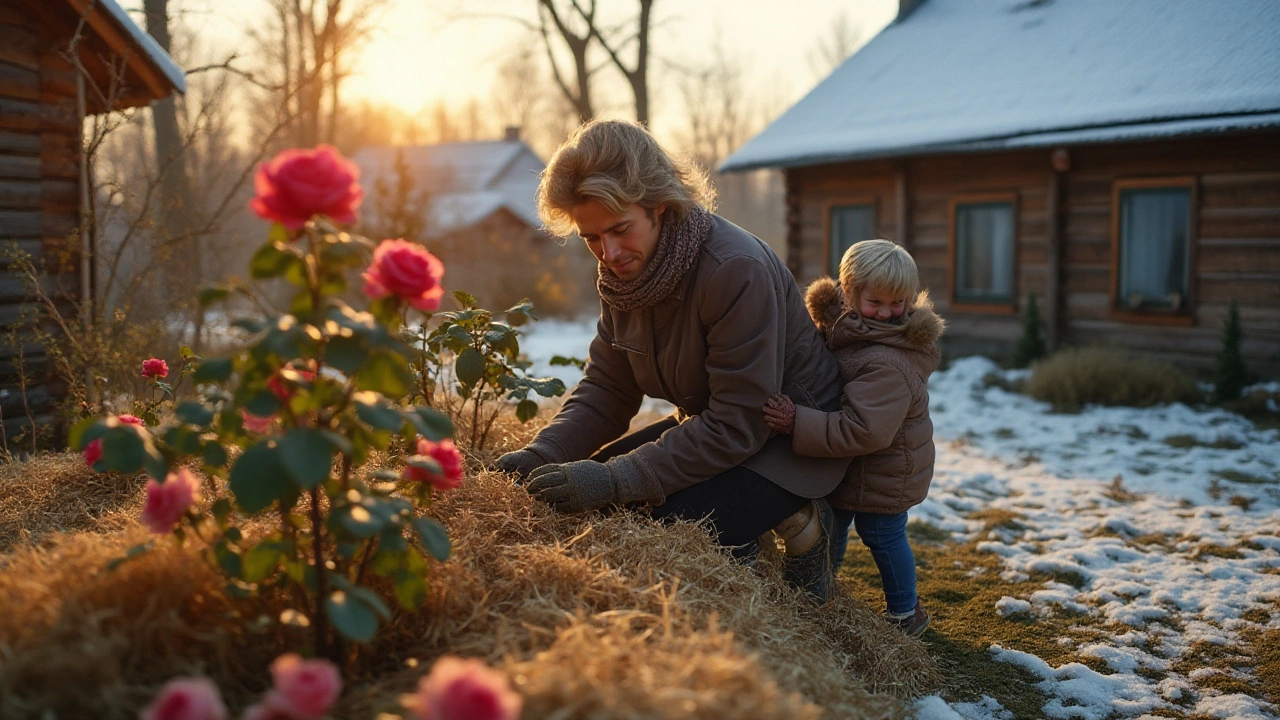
[787,133,1280,375]
[0,1,81,440]
[1062,134,1280,374]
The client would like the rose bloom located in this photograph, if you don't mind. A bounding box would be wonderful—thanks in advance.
[404,437,464,491]
[408,656,521,720]
[268,367,318,402]
[268,653,342,719]
[140,677,227,720]
[142,357,169,379]
[250,145,363,230]
[140,467,201,534]
[362,239,445,312]
[241,409,276,434]
[83,414,146,468]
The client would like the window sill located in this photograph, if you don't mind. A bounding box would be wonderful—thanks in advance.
[1108,310,1196,327]
[949,302,1017,315]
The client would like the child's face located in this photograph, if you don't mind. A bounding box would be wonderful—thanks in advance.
[855,286,907,321]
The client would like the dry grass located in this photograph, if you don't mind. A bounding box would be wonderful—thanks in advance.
[0,416,938,719]
[1022,347,1200,412]
[0,453,148,552]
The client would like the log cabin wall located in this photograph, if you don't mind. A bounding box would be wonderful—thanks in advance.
[0,1,83,440]
[786,131,1280,375]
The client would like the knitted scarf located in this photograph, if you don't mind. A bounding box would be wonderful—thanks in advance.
[597,206,713,312]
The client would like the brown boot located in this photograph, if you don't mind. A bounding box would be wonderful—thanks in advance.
[774,499,835,603]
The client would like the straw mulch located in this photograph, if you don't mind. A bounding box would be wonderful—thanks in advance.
[0,448,938,719]
[0,453,148,553]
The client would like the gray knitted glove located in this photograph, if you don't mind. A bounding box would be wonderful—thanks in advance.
[526,460,618,513]
[495,448,549,481]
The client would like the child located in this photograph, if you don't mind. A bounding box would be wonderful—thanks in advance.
[764,239,944,637]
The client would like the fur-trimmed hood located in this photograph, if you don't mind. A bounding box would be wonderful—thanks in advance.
[804,276,945,356]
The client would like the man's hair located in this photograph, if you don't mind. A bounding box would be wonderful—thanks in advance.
[839,239,921,309]
[537,119,717,237]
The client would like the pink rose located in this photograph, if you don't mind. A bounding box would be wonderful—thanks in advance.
[140,468,201,534]
[250,145,363,230]
[142,358,169,379]
[268,653,342,718]
[404,437,464,491]
[242,410,276,434]
[84,415,147,468]
[268,367,318,402]
[408,656,521,720]
[140,677,227,720]
[362,239,445,312]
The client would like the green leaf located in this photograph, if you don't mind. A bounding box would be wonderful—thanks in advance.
[192,358,234,384]
[413,517,451,561]
[334,502,387,538]
[354,394,405,431]
[406,406,453,441]
[242,540,285,583]
[506,308,527,327]
[325,336,367,374]
[326,590,378,642]
[68,415,102,451]
[516,399,539,423]
[392,570,427,611]
[232,317,270,334]
[229,441,292,514]
[452,290,477,309]
[455,348,486,388]
[175,401,216,427]
[163,426,203,456]
[346,585,393,621]
[279,428,333,489]
[357,349,414,397]
[100,426,146,474]
[550,354,586,370]
[250,241,296,279]
[527,376,568,398]
[212,498,232,524]
[244,389,282,417]
[268,222,292,244]
[215,541,243,578]
[198,284,230,307]
[320,430,353,456]
[105,541,153,572]
[202,441,228,468]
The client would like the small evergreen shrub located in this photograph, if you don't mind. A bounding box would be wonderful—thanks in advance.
[1012,292,1048,368]
[1022,347,1199,412]
[1213,300,1251,402]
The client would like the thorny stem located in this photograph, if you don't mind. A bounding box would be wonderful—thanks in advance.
[309,486,332,663]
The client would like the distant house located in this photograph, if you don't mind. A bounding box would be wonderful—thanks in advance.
[722,0,1280,374]
[353,134,596,315]
[0,0,185,438]
[353,133,546,246]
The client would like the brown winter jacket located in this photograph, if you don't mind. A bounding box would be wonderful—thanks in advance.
[791,277,945,514]
[525,214,850,505]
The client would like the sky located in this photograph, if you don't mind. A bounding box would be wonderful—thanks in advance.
[192,0,898,134]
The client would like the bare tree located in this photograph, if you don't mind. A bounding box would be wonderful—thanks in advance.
[808,11,861,79]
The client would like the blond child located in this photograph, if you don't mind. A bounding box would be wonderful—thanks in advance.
[764,239,944,636]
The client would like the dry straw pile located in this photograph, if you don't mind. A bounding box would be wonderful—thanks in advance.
[0,438,938,719]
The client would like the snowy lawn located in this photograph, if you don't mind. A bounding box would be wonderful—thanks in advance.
[519,321,1280,719]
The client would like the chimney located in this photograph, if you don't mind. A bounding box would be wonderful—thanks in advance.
[897,0,924,23]
[503,126,521,143]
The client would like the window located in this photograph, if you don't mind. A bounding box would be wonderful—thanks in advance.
[828,204,876,275]
[1113,183,1192,313]
[951,197,1016,307]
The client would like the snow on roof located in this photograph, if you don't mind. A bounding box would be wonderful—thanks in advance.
[721,0,1280,172]
[352,141,544,236]
[97,0,186,94]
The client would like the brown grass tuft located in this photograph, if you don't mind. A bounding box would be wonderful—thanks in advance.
[0,453,149,552]
[1,445,938,718]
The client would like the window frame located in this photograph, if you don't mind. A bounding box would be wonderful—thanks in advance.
[947,192,1019,314]
[1108,177,1198,326]
[823,198,878,277]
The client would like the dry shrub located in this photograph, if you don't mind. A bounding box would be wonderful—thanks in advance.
[1,441,938,718]
[1023,346,1200,412]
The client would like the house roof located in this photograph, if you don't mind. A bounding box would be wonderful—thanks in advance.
[59,0,186,108]
[352,140,544,238]
[721,0,1280,172]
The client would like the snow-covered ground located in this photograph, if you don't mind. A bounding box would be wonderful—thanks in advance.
[518,321,1280,719]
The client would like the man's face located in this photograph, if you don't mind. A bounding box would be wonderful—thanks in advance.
[570,199,664,281]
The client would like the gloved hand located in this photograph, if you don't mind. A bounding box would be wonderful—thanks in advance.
[526,460,618,513]
[763,393,796,434]
[495,448,548,481]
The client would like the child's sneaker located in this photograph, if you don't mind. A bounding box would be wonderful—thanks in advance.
[885,600,930,637]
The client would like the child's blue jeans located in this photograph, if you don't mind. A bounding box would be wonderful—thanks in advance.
[831,508,918,615]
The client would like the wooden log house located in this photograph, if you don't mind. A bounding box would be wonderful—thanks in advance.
[0,0,184,441]
[722,0,1280,376]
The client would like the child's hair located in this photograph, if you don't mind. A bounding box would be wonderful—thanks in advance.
[839,239,921,310]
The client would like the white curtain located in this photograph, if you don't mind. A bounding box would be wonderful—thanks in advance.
[956,203,1014,302]
[1119,189,1189,308]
